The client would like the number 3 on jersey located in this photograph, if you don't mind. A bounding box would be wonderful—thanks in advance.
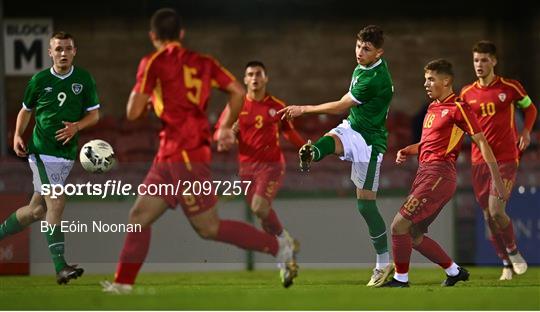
[57,92,67,107]
[183,65,202,105]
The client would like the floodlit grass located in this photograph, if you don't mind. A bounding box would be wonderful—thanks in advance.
[0,267,538,310]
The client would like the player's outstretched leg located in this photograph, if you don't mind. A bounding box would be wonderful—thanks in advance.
[298,140,314,172]
[277,229,300,288]
[189,208,299,288]
[411,234,469,287]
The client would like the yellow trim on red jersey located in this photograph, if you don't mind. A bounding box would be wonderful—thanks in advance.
[140,49,167,94]
[181,150,192,172]
[431,177,443,191]
[445,125,465,155]
[205,55,236,83]
[460,84,476,99]
[455,102,475,134]
[152,79,164,117]
[440,93,456,103]
[500,78,526,98]
[510,103,515,130]
[270,96,287,108]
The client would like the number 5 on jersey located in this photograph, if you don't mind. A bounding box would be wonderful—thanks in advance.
[183,65,202,105]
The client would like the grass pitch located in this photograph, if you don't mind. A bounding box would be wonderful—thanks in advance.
[0,267,538,310]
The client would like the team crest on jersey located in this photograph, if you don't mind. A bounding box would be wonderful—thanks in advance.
[441,109,449,117]
[72,83,83,95]
[44,87,53,93]
[268,108,276,117]
[498,93,506,102]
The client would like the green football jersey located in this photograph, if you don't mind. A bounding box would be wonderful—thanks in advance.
[22,66,100,160]
[347,58,394,153]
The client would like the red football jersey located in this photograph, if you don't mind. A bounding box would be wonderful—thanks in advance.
[460,76,528,164]
[133,42,235,157]
[217,95,298,163]
[419,93,482,163]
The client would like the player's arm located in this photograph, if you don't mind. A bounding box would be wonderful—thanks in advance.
[517,98,537,151]
[280,112,306,148]
[471,132,508,201]
[13,108,32,157]
[278,93,355,120]
[283,128,305,149]
[395,143,420,164]
[55,109,100,145]
[126,92,151,121]
[216,80,245,151]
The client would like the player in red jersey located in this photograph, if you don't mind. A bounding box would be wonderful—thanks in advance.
[382,59,508,287]
[101,9,298,293]
[215,61,305,244]
[461,41,537,280]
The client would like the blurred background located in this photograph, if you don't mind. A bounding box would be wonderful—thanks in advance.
[0,0,538,275]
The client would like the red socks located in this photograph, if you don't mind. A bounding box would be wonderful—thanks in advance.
[115,227,151,285]
[500,221,517,253]
[392,234,412,274]
[261,209,283,236]
[413,236,452,269]
[216,220,279,256]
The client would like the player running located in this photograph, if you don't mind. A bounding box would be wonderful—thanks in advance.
[460,40,537,280]
[215,61,304,246]
[278,25,394,286]
[0,32,101,284]
[102,8,298,294]
[382,59,508,287]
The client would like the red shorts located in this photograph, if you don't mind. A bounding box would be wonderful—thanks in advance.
[239,162,284,203]
[472,161,518,210]
[399,162,457,233]
[143,146,217,217]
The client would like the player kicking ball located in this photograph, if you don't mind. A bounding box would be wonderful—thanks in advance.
[381,59,508,287]
[279,25,394,287]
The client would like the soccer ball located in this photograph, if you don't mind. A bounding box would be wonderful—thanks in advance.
[79,139,115,173]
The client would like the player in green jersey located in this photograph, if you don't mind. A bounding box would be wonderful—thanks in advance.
[278,25,394,287]
[0,32,100,284]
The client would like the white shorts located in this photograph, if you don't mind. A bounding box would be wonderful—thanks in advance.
[329,120,383,192]
[28,154,74,193]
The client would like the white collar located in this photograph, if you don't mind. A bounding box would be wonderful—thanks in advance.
[50,66,74,79]
[358,59,382,70]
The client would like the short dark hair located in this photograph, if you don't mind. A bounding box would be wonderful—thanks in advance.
[51,31,75,45]
[245,61,266,72]
[150,8,183,41]
[424,59,454,77]
[357,25,384,48]
[473,40,497,57]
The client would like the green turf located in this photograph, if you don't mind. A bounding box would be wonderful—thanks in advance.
[0,267,538,310]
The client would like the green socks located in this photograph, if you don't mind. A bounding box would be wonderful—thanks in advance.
[45,227,67,273]
[313,136,335,161]
[0,212,24,240]
[357,199,388,254]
